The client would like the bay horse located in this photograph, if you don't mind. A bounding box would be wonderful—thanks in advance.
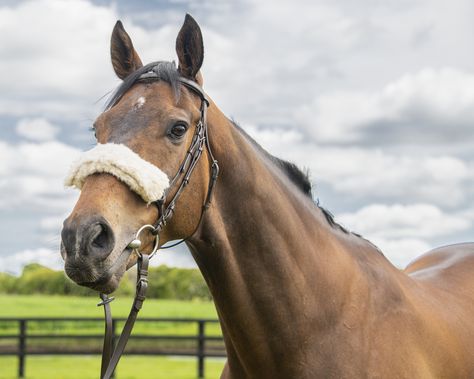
[61,14,474,378]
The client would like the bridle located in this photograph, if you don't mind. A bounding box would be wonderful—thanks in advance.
[97,71,219,379]
[152,76,219,243]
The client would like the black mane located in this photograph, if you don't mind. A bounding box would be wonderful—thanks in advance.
[272,159,313,197]
[231,121,313,197]
[232,121,357,236]
[318,205,350,234]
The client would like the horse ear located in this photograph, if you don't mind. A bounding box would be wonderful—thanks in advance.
[176,14,204,79]
[110,21,143,80]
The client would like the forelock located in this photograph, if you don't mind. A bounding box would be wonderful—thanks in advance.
[105,61,181,110]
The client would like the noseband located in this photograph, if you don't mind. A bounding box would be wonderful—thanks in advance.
[98,73,219,379]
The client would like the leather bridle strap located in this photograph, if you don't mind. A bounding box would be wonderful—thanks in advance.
[152,77,218,238]
[99,254,149,379]
[98,293,113,378]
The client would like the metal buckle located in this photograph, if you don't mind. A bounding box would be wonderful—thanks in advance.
[97,294,115,307]
[128,224,160,259]
[136,277,148,292]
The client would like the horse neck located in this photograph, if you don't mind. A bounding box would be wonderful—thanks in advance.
[187,103,398,375]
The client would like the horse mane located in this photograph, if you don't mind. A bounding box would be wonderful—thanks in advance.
[231,121,313,196]
[231,121,361,237]
[318,204,350,234]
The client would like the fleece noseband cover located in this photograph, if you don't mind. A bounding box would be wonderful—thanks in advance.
[64,143,170,203]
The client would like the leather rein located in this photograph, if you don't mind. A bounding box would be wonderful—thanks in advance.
[97,73,219,379]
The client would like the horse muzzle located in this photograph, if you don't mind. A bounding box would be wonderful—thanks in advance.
[60,214,133,293]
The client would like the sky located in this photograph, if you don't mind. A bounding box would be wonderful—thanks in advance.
[0,0,473,275]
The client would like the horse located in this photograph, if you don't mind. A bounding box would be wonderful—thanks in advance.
[60,14,474,378]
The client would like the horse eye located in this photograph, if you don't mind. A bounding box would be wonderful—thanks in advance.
[169,123,188,139]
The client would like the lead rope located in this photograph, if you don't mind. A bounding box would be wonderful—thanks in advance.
[98,253,149,379]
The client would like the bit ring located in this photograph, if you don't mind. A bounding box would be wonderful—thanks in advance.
[130,224,160,259]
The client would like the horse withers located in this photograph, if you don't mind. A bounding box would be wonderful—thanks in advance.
[61,14,474,378]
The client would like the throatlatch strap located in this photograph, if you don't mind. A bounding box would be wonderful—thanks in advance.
[98,254,149,379]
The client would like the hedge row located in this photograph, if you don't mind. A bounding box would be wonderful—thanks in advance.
[0,263,211,300]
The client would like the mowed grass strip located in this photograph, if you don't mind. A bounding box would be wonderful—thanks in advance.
[0,295,222,335]
[0,295,218,318]
[0,356,226,379]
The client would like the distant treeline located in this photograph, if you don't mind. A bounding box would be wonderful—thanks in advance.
[0,263,211,300]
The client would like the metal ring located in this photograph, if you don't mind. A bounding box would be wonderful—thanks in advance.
[133,224,160,259]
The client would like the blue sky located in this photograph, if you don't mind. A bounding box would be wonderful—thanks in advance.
[0,0,473,274]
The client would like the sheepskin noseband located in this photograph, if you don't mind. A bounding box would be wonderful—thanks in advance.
[64,143,169,203]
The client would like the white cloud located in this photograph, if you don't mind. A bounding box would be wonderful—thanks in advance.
[371,237,432,268]
[0,248,63,275]
[0,139,81,210]
[0,0,195,121]
[151,245,197,269]
[245,125,473,207]
[40,214,68,232]
[339,203,471,239]
[203,0,375,125]
[298,68,474,144]
[0,0,116,119]
[39,213,69,246]
[335,202,474,268]
[310,149,471,206]
[16,118,59,142]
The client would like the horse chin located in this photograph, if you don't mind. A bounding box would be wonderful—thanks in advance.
[85,271,123,294]
[64,246,133,295]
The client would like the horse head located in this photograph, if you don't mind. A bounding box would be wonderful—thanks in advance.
[61,15,214,293]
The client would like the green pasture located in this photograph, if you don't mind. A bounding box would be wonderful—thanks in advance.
[0,295,225,378]
[0,294,218,318]
[0,356,226,379]
[0,295,221,335]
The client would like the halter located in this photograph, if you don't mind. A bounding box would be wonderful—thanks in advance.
[97,72,219,379]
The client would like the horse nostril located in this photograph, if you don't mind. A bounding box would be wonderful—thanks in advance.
[61,216,115,260]
[91,224,108,249]
[87,221,115,260]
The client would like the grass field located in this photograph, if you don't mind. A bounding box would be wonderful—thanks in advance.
[0,295,226,378]
[0,356,226,379]
[0,294,222,335]
[0,294,219,318]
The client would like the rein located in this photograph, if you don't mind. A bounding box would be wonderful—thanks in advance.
[97,74,219,379]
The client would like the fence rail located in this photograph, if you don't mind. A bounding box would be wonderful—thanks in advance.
[0,317,226,378]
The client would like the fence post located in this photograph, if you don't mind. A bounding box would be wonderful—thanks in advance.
[18,319,26,378]
[197,320,205,378]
